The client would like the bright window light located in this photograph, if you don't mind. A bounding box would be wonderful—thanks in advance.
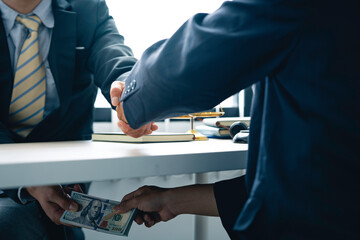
[106,0,224,58]
[95,0,236,108]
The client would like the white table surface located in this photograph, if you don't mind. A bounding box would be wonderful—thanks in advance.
[0,139,247,189]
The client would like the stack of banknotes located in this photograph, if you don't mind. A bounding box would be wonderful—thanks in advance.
[60,192,136,237]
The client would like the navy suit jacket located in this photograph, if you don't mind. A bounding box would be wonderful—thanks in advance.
[0,0,136,200]
[120,0,360,239]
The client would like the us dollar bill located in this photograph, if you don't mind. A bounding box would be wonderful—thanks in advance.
[60,192,136,236]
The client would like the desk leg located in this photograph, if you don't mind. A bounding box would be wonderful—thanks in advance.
[194,173,209,240]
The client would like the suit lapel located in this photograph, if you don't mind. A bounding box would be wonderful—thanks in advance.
[0,15,13,122]
[48,0,76,107]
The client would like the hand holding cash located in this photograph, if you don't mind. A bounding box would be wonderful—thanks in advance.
[113,186,177,228]
[60,192,136,237]
[113,185,219,228]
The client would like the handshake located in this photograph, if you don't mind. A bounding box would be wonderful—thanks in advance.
[110,81,158,138]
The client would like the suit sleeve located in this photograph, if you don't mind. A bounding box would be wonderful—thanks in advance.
[120,0,310,129]
[214,176,248,238]
[87,0,137,104]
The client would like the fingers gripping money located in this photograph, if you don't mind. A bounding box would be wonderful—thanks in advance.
[60,192,136,237]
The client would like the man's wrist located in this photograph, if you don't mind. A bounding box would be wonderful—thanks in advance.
[117,102,128,124]
[165,188,184,217]
[168,184,218,216]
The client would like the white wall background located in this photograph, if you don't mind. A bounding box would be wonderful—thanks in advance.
[94,0,235,109]
[106,0,224,58]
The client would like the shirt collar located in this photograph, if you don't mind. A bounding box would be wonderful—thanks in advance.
[0,0,18,35]
[32,0,54,29]
[0,0,54,33]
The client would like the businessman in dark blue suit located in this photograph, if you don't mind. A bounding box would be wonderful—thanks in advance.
[0,0,136,239]
[111,0,360,239]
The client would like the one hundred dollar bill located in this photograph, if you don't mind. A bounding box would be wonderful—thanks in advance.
[60,192,136,236]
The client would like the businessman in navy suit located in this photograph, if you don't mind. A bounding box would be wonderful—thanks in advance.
[0,0,136,239]
[111,0,360,239]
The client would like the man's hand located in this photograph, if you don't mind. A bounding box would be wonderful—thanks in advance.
[26,185,83,225]
[110,80,158,138]
[110,81,125,107]
[113,186,177,228]
[116,103,158,138]
[113,184,218,228]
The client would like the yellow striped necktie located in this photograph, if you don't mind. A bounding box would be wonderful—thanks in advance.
[8,15,46,137]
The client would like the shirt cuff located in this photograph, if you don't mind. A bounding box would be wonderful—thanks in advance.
[17,187,35,204]
[116,71,131,82]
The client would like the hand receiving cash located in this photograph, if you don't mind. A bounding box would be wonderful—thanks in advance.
[60,192,136,237]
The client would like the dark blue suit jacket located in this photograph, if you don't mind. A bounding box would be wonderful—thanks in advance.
[0,0,136,208]
[120,0,360,239]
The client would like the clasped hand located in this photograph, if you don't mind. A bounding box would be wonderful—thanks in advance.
[26,184,83,226]
[110,81,158,138]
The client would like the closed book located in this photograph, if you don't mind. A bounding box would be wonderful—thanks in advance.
[195,125,231,138]
[92,132,195,143]
[202,117,250,128]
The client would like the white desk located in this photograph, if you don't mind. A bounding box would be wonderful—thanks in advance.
[0,139,247,240]
[0,139,247,189]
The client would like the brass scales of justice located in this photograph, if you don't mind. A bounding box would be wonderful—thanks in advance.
[174,108,225,141]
